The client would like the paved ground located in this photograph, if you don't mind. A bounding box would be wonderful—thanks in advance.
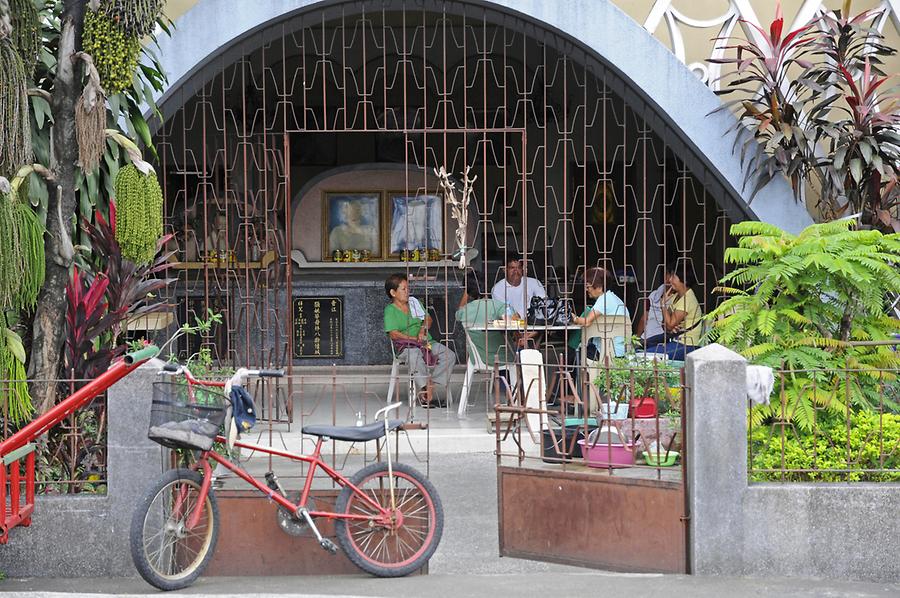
[4,453,900,596]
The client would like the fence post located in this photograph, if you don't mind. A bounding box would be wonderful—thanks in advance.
[685,343,747,575]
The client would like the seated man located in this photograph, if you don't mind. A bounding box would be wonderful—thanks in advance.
[491,254,546,347]
[383,273,456,408]
[456,271,512,367]
[636,281,667,348]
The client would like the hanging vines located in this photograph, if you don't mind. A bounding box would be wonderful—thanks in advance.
[9,0,39,77]
[0,38,32,178]
[0,181,45,311]
[82,7,141,95]
[0,311,32,428]
[100,0,163,38]
[114,163,163,264]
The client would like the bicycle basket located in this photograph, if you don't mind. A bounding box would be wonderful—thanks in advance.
[148,382,229,451]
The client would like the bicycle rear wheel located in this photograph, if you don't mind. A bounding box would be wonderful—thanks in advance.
[130,468,219,591]
[334,461,443,577]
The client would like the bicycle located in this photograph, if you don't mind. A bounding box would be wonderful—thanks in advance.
[129,362,443,591]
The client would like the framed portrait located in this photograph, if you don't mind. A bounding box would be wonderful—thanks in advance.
[386,191,444,257]
[322,192,383,260]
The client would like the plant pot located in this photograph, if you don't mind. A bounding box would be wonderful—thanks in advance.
[629,396,658,418]
[541,425,588,462]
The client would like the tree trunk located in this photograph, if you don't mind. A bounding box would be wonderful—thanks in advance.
[28,0,85,413]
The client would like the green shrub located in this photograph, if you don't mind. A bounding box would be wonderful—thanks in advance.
[750,410,900,482]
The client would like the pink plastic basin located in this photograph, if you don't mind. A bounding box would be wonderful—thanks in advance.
[578,439,635,468]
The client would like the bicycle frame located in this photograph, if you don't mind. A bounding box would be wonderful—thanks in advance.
[168,369,400,533]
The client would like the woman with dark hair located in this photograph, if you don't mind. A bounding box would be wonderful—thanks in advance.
[568,267,630,361]
[384,273,456,408]
[649,268,703,360]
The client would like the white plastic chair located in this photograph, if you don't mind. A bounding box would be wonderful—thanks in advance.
[387,339,456,414]
[458,329,517,417]
[386,341,416,414]
[517,348,547,443]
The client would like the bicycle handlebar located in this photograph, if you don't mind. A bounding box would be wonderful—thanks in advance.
[124,345,160,365]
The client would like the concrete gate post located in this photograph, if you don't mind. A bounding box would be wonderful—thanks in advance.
[684,343,747,574]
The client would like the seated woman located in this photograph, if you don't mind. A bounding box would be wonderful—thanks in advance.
[384,273,457,408]
[648,269,703,360]
[569,266,631,362]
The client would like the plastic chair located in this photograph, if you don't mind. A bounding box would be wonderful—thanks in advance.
[458,329,517,417]
[579,315,633,414]
[387,338,456,414]
[387,341,417,415]
[516,348,548,443]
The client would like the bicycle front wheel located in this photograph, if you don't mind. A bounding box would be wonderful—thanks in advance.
[130,468,219,591]
[335,461,443,577]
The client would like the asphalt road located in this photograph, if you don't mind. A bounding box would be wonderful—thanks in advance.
[3,453,899,596]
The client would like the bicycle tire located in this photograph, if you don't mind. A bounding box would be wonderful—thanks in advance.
[334,461,443,577]
[130,468,219,591]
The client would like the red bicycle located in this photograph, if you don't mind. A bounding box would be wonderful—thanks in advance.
[129,362,443,591]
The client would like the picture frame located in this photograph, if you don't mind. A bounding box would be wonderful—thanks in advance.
[385,191,444,258]
[322,192,383,260]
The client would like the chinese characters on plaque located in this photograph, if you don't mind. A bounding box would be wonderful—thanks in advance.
[293,296,344,358]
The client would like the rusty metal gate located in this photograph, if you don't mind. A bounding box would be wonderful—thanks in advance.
[150,0,746,572]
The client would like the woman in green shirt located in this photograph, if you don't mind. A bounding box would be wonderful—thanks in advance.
[384,273,456,408]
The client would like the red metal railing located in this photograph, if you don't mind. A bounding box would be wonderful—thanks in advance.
[0,345,158,543]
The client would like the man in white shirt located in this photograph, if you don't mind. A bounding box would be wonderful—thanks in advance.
[491,255,547,319]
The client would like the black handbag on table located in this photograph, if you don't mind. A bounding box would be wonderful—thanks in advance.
[527,296,573,325]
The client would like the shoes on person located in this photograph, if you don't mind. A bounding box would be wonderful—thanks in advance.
[417,387,447,409]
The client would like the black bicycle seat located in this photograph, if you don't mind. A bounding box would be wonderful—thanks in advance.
[301,419,404,442]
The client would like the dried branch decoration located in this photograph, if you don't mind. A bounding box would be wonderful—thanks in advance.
[435,165,476,269]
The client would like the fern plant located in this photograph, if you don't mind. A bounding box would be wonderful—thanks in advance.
[707,220,900,430]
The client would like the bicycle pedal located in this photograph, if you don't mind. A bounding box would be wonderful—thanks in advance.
[319,538,338,555]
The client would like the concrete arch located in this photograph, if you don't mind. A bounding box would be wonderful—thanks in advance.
[151,0,812,232]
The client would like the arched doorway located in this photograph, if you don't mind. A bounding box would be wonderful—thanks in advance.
[153,0,747,370]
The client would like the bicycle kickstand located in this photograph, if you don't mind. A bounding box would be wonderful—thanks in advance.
[297,507,338,554]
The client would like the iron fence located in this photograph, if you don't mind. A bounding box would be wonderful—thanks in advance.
[1,378,107,495]
[749,365,900,482]
[491,358,686,482]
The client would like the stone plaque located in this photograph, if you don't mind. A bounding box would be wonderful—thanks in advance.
[293,296,344,358]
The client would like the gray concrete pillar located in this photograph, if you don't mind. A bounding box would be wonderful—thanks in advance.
[684,343,747,575]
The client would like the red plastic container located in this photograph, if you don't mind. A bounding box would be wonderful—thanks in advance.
[629,396,658,418]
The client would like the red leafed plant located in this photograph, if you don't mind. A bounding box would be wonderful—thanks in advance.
[711,2,900,230]
[64,267,116,381]
[64,201,175,382]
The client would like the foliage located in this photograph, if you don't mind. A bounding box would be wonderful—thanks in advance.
[101,0,163,38]
[707,220,900,430]
[113,163,164,264]
[750,410,900,482]
[594,357,680,407]
[0,37,31,178]
[81,8,141,95]
[80,200,174,346]
[64,202,174,381]
[64,266,115,381]
[8,0,39,76]
[0,182,44,312]
[0,311,32,427]
[711,3,900,230]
